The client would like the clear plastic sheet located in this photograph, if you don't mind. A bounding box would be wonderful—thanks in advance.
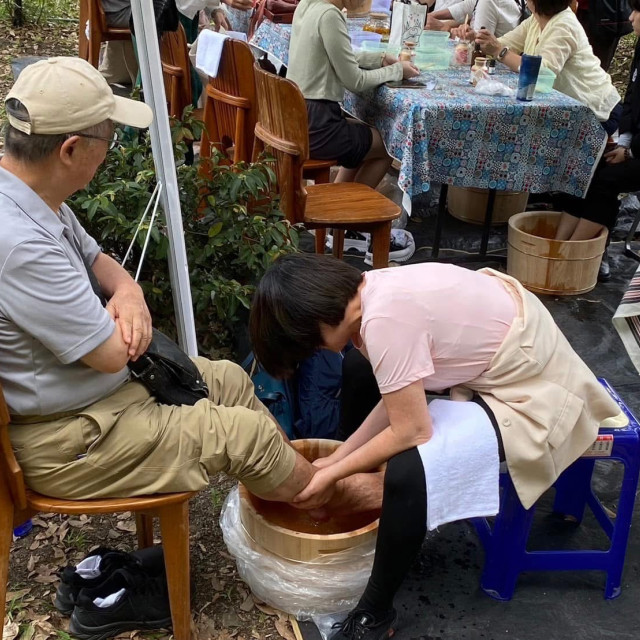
[475,77,516,97]
[220,487,375,623]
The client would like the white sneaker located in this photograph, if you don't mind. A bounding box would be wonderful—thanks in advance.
[364,229,416,266]
[326,231,371,254]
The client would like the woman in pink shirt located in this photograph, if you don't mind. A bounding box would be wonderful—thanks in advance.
[250,254,619,640]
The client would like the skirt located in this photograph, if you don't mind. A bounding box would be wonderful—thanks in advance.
[306,99,373,169]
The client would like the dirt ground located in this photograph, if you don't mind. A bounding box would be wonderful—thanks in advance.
[5,474,298,640]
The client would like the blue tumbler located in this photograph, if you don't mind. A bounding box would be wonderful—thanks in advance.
[13,519,33,538]
[516,54,542,101]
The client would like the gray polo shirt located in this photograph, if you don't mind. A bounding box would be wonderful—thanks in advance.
[0,166,129,416]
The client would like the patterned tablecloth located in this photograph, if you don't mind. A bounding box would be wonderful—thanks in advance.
[251,19,607,199]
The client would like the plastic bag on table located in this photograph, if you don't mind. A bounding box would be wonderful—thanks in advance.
[389,2,427,47]
[219,486,376,634]
[475,77,515,97]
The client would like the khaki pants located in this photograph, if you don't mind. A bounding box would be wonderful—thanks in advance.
[9,358,296,500]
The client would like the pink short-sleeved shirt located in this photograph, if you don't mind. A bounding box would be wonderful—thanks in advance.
[360,264,517,394]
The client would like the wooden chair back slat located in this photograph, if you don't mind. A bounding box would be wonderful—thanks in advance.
[201,39,258,164]
[160,25,193,119]
[80,0,132,68]
[0,384,27,511]
[253,63,310,224]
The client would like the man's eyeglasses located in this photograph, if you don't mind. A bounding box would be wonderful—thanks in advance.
[67,130,119,150]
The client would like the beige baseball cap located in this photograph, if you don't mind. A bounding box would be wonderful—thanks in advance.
[5,56,153,135]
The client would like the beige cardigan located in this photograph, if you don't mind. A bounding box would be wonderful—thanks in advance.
[459,269,621,509]
[498,8,620,121]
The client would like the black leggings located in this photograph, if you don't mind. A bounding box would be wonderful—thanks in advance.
[356,447,427,615]
[341,349,505,614]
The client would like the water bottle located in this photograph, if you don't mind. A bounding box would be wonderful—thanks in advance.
[13,519,33,538]
[516,54,542,101]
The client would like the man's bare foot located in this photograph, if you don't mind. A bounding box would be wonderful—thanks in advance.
[303,472,383,518]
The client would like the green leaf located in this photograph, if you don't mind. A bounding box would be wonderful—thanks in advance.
[208,222,223,238]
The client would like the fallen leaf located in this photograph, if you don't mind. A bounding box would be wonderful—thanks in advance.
[221,610,242,628]
[116,521,136,533]
[254,603,279,617]
[274,618,296,640]
[27,554,37,572]
[2,620,19,640]
[240,594,254,612]
[210,576,224,592]
[33,575,59,584]
[20,623,35,640]
[107,530,122,540]
[117,512,132,520]
[28,540,41,551]
[30,518,48,528]
[5,588,31,602]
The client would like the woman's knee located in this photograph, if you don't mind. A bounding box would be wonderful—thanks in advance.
[383,448,425,500]
[366,128,391,162]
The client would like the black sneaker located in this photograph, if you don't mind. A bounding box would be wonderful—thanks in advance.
[330,609,398,640]
[55,546,164,615]
[598,248,611,283]
[364,229,416,266]
[68,567,171,640]
[326,230,371,254]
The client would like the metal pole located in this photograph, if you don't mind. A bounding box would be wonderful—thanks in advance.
[130,0,198,356]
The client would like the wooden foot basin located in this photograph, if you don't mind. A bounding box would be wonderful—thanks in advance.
[238,439,381,562]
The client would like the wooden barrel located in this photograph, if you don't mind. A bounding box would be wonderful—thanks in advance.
[448,186,529,226]
[507,211,607,296]
[345,0,373,17]
[239,439,380,563]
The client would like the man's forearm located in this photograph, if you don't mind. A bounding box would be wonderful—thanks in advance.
[91,252,141,299]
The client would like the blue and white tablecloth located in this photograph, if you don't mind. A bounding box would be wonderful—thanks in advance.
[251,19,607,199]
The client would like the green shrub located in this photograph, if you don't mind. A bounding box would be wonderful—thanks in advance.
[68,111,299,359]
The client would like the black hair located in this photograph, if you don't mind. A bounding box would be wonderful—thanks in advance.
[530,0,572,17]
[249,253,363,378]
[631,0,640,12]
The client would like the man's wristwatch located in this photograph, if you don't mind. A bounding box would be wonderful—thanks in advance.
[498,46,509,60]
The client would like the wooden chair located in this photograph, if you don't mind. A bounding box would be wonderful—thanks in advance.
[160,24,197,120]
[201,39,334,183]
[79,0,132,69]
[0,383,195,640]
[253,63,400,264]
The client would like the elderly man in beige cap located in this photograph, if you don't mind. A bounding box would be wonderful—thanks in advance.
[0,57,382,634]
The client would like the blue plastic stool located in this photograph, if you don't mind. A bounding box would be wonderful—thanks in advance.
[471,378,640,601]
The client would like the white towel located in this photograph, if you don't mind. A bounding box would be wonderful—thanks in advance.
[195,29,228,78]
[225,30,248,42]
[418,399,500,531]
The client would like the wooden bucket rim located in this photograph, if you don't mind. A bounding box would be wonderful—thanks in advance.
[508,210,607,255]
[238,484,380,541]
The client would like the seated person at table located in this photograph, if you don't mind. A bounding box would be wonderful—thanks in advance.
[427,0,525,38]
[476,0,621,133]
[250,254,622,640]
[0,58,380,528]
[551,4,640,277]
[287,0,418,189]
